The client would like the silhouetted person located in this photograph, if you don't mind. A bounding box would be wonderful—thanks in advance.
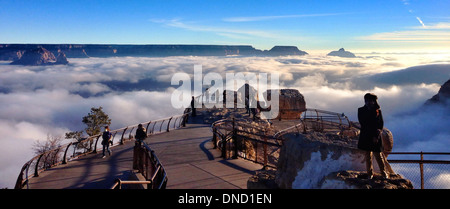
[135,124,147,145]
[101,126,112,158]
[357,93,388,179]
[133,124,147,169]
[191,96,196,117]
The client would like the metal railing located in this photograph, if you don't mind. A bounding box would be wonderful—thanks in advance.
[272,108,352,138]
[300,109,352,133]
[111,179,151,189]
[388,152,450,189]
[210,109,351,169]
[15,113,189,189]
[111,141,168,189]
[211,118,282,169]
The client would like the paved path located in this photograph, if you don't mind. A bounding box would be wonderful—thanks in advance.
[27,115,262,189]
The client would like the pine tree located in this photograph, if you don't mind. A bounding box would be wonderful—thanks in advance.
[82,106,111,137]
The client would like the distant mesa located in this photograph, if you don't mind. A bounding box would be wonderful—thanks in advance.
[426,79,450,105]
[327,48,356,58]
[10,46,69,66]
[0,44,308,60]
[266,46,308,56]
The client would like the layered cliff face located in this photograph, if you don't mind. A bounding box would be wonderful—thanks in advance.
[327,48,356,58]
[0,44,309,60]
[10,47,56,65]
[10,47,69,65]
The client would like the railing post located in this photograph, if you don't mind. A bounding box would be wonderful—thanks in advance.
[62,142,72,164]
[263,135,268,169]
[133,142,139,170]
[159,120,165,133]
[173,117,179,129]
[420,151,424,189]
[151,122,157,134]
[93,135,101,154]
[232,118,238,159]
[221,135,227,159]
[182,114,188,127]
[167,117,173,132]
[279,109,282,121]
[115,179,122,189]
[111,132,117,144]
[120,127,128,145]
[15,163,29,189]
[34,154,44,177]
[146,122,152,135]
[212,127,217,149]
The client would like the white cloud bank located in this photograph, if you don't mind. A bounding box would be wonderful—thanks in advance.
[0,52,449,188]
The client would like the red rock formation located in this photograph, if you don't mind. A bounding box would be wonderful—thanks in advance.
[10,47,56,65]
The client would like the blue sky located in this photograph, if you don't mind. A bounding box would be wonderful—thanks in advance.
[1,0,449,51]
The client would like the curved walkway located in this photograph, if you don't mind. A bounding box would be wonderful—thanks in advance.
[27,115,262,189]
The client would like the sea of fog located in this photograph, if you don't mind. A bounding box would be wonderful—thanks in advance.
[1,52,449,188]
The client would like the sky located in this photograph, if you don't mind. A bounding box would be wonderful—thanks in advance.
[0,0,449,189]
[1,0,449,51]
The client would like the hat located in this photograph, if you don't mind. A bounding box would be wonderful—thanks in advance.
[364,93,378,101]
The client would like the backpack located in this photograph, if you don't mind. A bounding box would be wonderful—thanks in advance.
[102,131,111,141]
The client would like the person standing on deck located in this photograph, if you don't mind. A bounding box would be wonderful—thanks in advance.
[357,93,389,179]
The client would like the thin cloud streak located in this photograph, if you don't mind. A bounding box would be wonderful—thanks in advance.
[149,18,308,42]
[357,29,450,42]
[150,18,277,39]
[416,17,426,27]
[222,13,350,22]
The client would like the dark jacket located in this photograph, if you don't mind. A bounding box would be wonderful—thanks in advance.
[101,131,112,146]
[357,105,384,152]
[135,127,147,141]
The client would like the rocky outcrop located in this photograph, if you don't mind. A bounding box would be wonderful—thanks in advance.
[276,132,365,189]
[275,130,399,189]
[247,170,278,189]
[264,89,306,120]
[327,48,356,58]
[426,79,450,105]
[55,52,69,65]
[320,170,413,189]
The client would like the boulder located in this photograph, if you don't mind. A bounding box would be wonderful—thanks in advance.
[264,89,306,120]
